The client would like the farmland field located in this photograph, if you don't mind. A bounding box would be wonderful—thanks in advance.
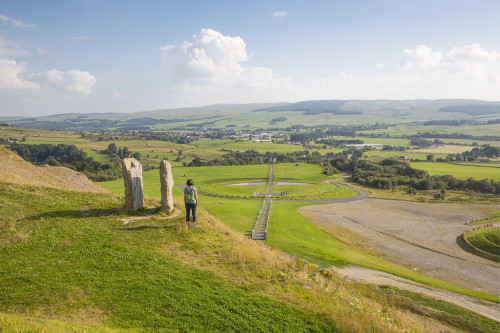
[409,145,475,154]
[192,139,304,154]
[410,162,500,181]
[358,124,500,137]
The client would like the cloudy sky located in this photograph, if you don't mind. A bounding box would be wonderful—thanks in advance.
[0,0,499,116]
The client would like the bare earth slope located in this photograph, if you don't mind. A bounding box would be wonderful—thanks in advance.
[0,146,109,193]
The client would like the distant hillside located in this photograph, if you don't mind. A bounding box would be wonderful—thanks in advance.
[439,105,500,116]
[253,100,363,115]
[1,99,499,131]
[0,146,108,193]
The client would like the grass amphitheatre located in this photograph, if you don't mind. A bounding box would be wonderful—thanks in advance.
[1,99,500,332]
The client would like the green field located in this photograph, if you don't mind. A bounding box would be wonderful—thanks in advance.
[410,162,500,181]
[333,136,412,146]
[0,182,339,332]
[463,227,500,262]
[192,139,304,154]
[358,123,500,137]
[98,164,498,302]
[409,145,476,154]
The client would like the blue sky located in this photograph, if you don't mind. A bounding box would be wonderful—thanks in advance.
[0,0,499,116]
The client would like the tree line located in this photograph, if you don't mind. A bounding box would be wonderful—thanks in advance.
[327,157,499,194]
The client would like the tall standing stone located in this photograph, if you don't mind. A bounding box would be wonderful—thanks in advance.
[122,158,143,211]
[160,160,174,214]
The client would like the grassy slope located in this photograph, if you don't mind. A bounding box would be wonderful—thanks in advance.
[410,162,500,181]
[99,165,498,302]
[4,181,477,333]
[461,227,500,262]
[0,182,338,332]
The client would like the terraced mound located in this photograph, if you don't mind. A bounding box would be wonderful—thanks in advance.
[0,146,108,193]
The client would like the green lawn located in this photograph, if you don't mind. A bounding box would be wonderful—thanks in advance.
[99,163,498,302]
[0,182,337,332]
[465,227,500,259]
[192,139,304,154]
[274,163,340,182]
[358,123,500,137]
[410,162,500,181]
[364,151,432,160]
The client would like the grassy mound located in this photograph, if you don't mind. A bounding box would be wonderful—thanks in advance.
[459,227,500,262]
[4,181,498,332]
[0,182,337,332]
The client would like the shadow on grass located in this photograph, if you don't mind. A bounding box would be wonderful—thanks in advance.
[117,225,177,231]
[27,208,122,220]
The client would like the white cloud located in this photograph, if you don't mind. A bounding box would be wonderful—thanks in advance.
[0,59,38,90]
[375,63,385,69]
[272,11,288,18]
[0,35,29,57]
[0,14,37,29]
[313,43,500,100]
[72,36,91,41]
[41,69,96,95]
[161,28,285,92]
[401,43,500,69]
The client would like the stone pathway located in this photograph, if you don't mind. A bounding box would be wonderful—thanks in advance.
[252,162,275,240]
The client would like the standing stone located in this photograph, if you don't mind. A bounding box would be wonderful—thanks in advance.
[122,158,143,211]
[160,160,174,214]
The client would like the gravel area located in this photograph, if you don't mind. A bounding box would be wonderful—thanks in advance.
[299,199,500,297]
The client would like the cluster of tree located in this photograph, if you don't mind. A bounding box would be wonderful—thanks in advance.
[409,138,433,147]
[271,117,287,123]
[328,157,499,194]
[186,150,271,167]
[407,132,500,141]
[382,145,406,151]
[449,146,499,161]
[101,143,141,160]
[316,138,364,146]
[10,143,123,182]
[422,119,475,126]
[137,132,197,145]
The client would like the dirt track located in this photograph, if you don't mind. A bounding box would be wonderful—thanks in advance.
[299,199,500,295]
[334,266,500,322]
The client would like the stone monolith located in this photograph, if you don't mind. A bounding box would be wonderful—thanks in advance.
[122,158,143,211]
[160,160,174,214]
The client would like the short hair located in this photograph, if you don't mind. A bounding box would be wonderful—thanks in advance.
[186,179,194,186]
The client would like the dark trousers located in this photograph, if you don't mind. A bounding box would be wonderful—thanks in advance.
[185,202,197,222]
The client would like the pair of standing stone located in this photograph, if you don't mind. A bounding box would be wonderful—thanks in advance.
[122,158,174,213]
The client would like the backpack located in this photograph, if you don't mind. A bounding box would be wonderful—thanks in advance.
[185,187,195,202]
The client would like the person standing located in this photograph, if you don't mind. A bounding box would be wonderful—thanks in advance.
[183,179,198,227]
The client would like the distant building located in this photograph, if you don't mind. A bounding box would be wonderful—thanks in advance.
[342,143,384,149]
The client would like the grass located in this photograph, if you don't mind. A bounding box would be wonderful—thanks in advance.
[411,145,479,154]
[194,139,305,154]
[4,181,475,333]
[98,164,498,302]
[202,196,263,235]
[375,286,500,333]
[274,163,340,182]
[364,150,434,160]
[0,182,339,332]
[358,123,500,137]
[460,227,500,262]
[410,161,500,181]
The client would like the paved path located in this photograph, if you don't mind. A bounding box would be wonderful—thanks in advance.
[252,162,274,240]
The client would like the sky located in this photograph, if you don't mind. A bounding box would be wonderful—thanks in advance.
[0,0,499,117]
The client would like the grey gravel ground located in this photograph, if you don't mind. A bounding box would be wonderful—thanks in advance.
[299,199,500,297]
